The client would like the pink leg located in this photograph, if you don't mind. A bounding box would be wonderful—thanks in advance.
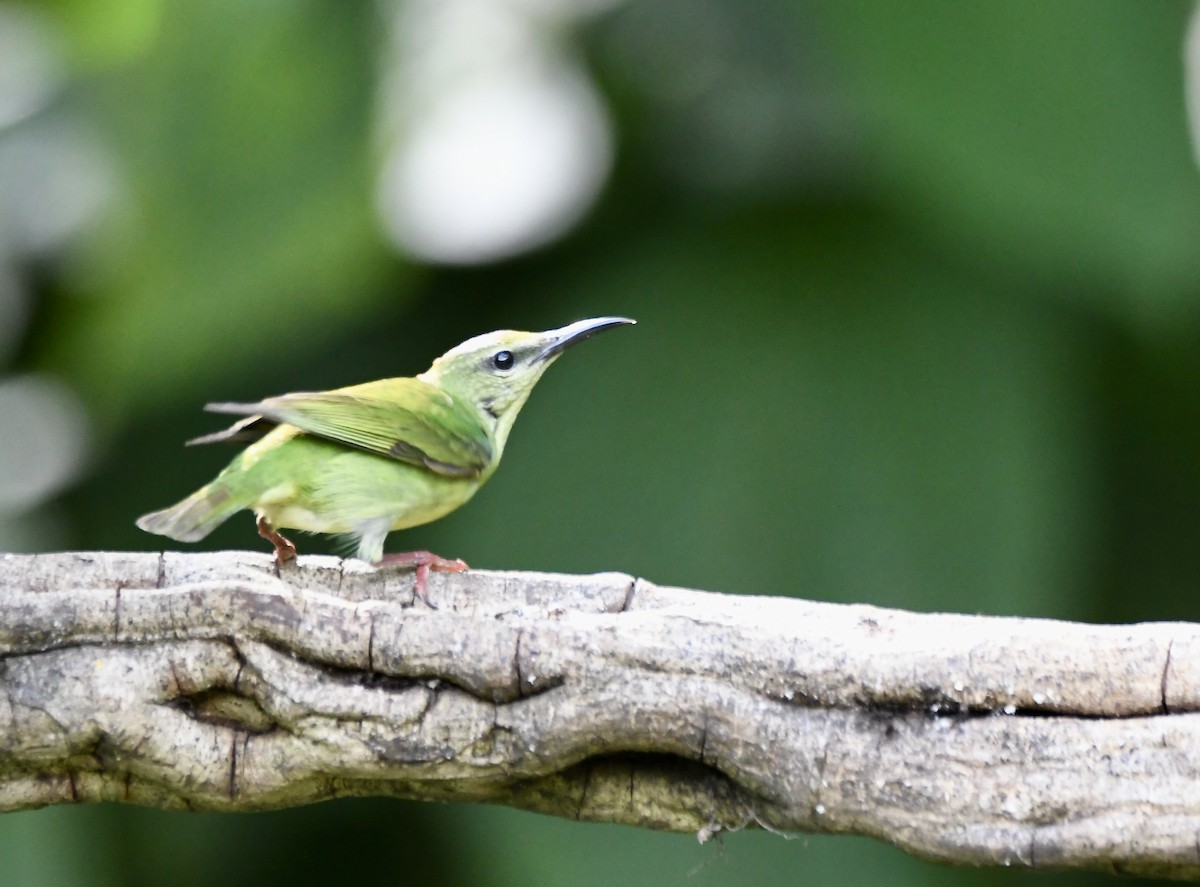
[375,550,468,607]
[257,517,297,565]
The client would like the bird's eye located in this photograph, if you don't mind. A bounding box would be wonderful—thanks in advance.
[492,350,515,371]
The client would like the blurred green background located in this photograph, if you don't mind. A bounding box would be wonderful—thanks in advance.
[2,0,1199,884]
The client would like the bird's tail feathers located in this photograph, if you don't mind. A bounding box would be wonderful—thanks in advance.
[136,483,246,543]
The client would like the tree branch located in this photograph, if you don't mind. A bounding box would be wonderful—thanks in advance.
[2,552,1199,878]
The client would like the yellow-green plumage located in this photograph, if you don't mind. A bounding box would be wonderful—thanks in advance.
[136,317,634,563]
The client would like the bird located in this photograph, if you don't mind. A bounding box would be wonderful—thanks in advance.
[136,316,635,600]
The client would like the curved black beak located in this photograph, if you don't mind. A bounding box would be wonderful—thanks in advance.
[534,316,636,363]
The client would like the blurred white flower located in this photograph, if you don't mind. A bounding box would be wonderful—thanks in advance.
[0,118,114,257]
[0,4,114,261]
[0,3,62,130]
[375,0,618,264]
[0,374,89,514]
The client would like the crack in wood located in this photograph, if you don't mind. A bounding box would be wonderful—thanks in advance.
[168,657,183,698]
[513,630,524,696]
[366,612,376,674]
[576,758,594,820]
[1162,638,1174,714]
[170,687,279,735]
[620,578,639,613]
[228,730,239,798]
[811,741,828,821]
[113,584,122,643]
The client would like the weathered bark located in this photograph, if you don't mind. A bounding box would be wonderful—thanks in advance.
[1,552,1199,878]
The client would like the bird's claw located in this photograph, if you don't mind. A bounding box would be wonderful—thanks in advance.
[374,550,469,608]
[256,517,297,565]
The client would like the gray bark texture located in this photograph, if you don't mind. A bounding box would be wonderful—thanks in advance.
[2,552,1199,879]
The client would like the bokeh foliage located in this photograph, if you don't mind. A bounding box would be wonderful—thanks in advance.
[4,1,1200,885]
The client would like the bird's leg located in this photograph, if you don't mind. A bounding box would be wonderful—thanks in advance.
[375,551,469,607]
[256,516,297,565]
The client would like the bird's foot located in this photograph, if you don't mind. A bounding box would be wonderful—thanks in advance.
[256,517,297,566]
[374,551,469,608]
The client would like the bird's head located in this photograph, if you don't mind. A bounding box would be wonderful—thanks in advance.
[420,316,635,449]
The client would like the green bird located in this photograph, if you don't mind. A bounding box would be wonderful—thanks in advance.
[136,317,634,595]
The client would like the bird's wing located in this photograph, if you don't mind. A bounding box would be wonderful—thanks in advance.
[205,378,494,478]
